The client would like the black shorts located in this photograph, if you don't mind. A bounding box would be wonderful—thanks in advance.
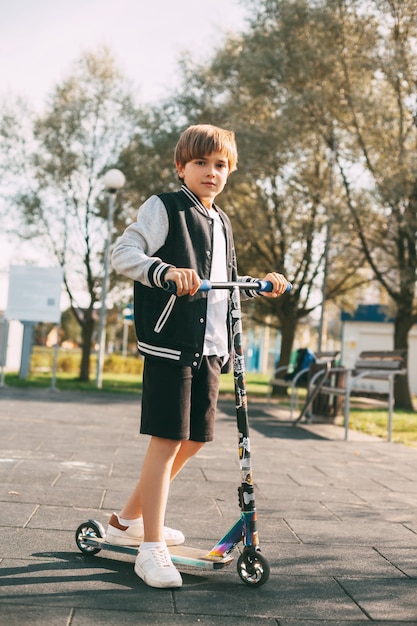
[140,355,222,442]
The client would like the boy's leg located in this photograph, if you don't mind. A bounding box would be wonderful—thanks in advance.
[170,440,205,481]
[133,436,186,589]
[119,436,180,537]
[118,439,204,523]
[106,438,205,548]
[138,436,181,542]
[107,436,185,587]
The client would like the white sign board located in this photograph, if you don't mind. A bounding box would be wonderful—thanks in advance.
[6,266,63,323]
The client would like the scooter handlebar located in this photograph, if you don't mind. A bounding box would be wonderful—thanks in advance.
[162,279,292,294]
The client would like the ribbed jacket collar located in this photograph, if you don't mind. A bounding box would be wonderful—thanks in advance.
[180,184,213,216]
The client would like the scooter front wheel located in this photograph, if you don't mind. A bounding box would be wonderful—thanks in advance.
[75,521,103,555]
[237,548,270,586]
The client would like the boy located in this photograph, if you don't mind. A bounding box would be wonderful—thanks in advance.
[108,124,288,588]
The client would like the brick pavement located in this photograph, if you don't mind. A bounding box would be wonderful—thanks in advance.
[1,386,417,625]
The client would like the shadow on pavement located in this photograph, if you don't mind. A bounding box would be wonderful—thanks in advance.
[217,400,326,440]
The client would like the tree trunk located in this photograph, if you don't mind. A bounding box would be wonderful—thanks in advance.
[271,313,297,397]
[79,311,95,382]
[393,310,414,411]
[278,315,297,369]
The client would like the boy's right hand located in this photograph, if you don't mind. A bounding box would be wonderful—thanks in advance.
[164,268,202,297]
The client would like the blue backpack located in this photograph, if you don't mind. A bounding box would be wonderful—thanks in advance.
[285,348,316,385]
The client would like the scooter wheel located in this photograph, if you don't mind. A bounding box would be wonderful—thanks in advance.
[75,521,103,555]
[237,548,270,586]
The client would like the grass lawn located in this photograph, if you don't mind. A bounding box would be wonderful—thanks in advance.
[347,408,417,447]
[3,372,143,394]
[3,371,417,447]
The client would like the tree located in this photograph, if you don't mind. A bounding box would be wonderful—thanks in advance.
[0,48,138,381]
[230,0,417,407]
[324,0,417,408]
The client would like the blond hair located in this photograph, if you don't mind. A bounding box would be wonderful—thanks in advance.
[174,124,238,173]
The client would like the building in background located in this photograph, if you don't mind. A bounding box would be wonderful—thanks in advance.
[340,305,417,394]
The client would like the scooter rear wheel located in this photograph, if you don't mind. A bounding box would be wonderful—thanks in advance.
[237,548,270,586]
[75,521,103,555]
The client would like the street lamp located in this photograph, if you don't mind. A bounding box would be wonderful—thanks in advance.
[96,168,125,388]
[317,135,336,353]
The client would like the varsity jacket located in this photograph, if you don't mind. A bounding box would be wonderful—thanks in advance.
[112,187,259,370]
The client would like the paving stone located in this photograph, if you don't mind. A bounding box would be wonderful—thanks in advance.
[338,578,417,622]
[2,387,417,624]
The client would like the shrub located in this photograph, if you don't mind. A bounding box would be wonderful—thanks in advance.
[103,354,144,375]
[30,347,143,376]
[31,349,53,371]
[58,353,82,373]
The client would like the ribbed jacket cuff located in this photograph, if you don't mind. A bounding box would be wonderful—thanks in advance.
[243,276,259,298]
[148,261,174,288]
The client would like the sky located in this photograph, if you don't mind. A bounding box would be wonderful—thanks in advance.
[0,0,249,309]
[1,0,248,109]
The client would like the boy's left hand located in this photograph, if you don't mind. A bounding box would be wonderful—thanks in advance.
[261,272,289,298]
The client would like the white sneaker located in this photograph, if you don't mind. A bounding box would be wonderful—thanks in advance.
[105,513,185,547]
[135,545,183,588]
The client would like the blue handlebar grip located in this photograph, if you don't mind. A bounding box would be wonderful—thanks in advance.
[256,280,292,293]
[256,280,272,292]
[162,279,212,294]
[198,279,212,291]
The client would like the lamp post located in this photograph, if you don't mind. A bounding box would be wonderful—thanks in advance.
[317,135,336,353]
[96,168,125,388]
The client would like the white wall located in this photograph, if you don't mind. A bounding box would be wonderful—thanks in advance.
[0,317,23,371]
[341,321,417,394]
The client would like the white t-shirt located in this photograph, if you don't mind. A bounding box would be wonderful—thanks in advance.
[203,207,229,358]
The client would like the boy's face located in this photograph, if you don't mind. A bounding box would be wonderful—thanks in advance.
[176,151,230,209]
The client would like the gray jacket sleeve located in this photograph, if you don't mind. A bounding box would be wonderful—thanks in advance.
[111,195,172,287]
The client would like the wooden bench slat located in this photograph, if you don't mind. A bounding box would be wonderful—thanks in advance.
[355,360,404,371]
[359,350,406,359]
[319,385,346,396]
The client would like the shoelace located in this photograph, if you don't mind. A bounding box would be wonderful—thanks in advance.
[150,547,173,569]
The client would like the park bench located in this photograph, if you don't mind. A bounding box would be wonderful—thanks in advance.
[297,350,407,442]
[267,350,340,419]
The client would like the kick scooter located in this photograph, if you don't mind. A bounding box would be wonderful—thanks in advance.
[75,278,291,586]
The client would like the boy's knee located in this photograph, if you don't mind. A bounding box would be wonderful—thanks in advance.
[185,440,205,455]
[150,436,181,455]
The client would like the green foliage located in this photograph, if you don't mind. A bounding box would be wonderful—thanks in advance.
[61,308,82,344]
[30,347,143,376]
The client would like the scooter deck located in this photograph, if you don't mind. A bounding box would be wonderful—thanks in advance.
[170,545,234,569]
[80,536,234,570]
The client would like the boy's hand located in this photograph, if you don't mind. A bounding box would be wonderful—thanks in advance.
[164,268,202,296]
[261,272,289,298]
